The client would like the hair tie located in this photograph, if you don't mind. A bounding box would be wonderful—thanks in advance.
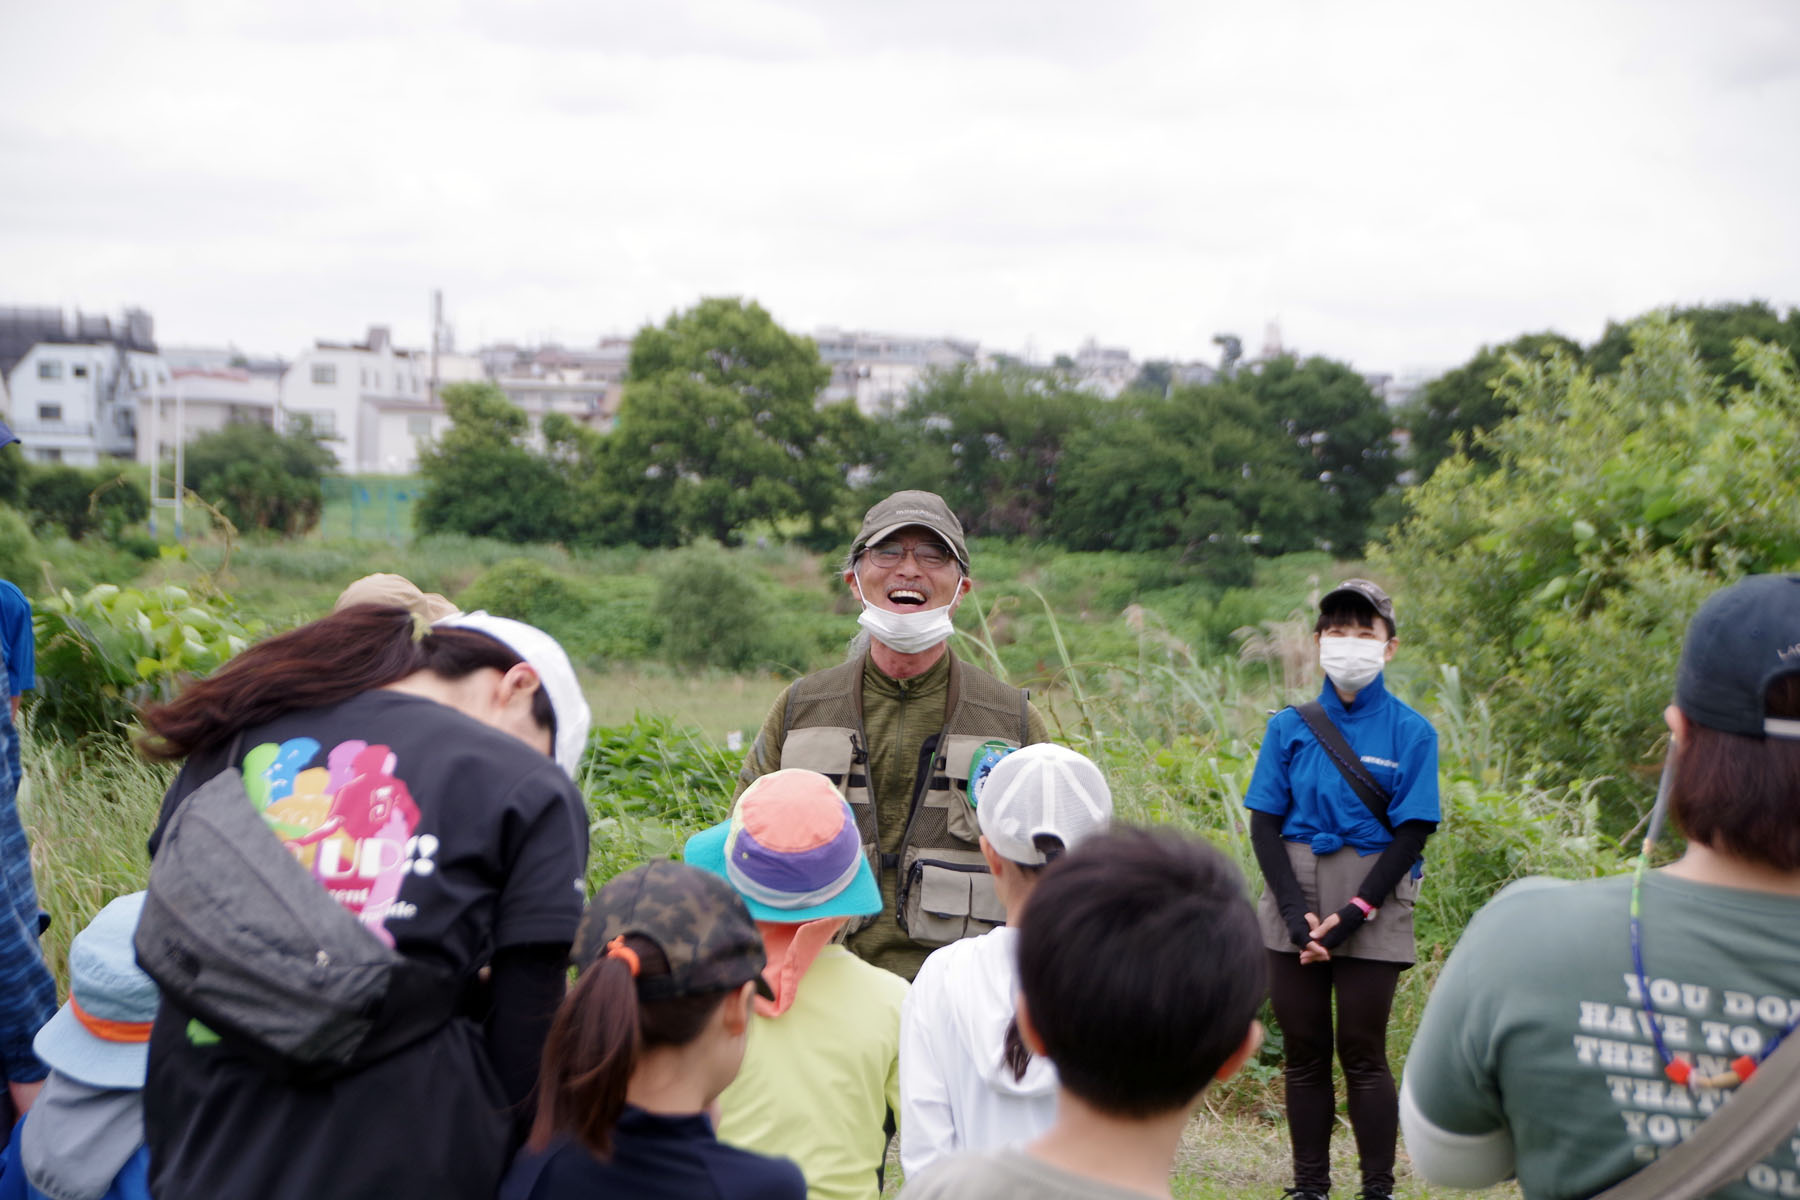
[409,611,432,643]
[604,935,640,977]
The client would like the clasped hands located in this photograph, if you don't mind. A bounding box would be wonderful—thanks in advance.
[1286,903,1369,964]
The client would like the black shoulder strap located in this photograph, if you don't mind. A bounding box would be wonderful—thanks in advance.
[1293,700,1395,836]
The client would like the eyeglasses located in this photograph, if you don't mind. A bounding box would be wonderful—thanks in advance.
[864,541,954,570]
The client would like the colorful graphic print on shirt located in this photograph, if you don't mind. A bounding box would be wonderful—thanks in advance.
[241,736,436,945]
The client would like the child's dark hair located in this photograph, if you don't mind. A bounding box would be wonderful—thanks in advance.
[139,604,555,760]
[1672,673,1800,871]
[529,935,734,1159]
[1015,827,1265,1117]
[1314,592,1388,639]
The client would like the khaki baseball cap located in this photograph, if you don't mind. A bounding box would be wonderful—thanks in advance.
[852,490,969,571]
[334,573,459,623]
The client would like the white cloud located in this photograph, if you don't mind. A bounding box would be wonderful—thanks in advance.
[0,0,1794,375]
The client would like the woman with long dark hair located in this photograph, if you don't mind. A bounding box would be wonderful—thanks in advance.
[135,604,591,1200]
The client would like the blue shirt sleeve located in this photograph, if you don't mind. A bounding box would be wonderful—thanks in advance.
[0,583,32,696]
[1386,713,1441,826]
[1243,712,1294,818]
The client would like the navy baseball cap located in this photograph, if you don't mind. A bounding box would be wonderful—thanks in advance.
[1674,574,1800,739]
[0,420,18,449]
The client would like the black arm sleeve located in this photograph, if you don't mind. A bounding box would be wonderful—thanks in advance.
[1352,819,1435,907]
[485,943,571,1146]
[1250,810,1313,947]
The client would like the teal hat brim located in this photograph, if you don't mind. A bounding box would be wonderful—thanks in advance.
[684,820,883,923]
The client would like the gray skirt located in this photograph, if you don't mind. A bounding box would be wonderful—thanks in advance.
[1256,839,1421,965]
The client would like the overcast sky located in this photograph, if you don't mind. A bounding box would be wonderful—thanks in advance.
[3,0,1796,376]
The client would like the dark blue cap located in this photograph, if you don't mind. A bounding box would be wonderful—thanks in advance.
[1675,575,1800,739]
[0,420,17,449]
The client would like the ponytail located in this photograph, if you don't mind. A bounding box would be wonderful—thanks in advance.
[997,832,1066,1081]
[529,950,641,1157]
[529,934,734,1160]
[139,604,543,761]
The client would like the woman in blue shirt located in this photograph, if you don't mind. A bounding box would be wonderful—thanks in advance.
[1244,580,1440,1200]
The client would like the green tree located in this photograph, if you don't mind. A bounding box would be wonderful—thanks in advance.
[1401,332,1583,483]
[1586,300,1800,391]
[866,365,1098,538]
[1375,315,1800,827]
[600,298,852,546]
[1242,355,1400,554]
[415,382,573,544]
[183,419,336,534]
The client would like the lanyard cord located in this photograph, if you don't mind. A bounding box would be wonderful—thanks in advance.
[1630,848,1800,1089]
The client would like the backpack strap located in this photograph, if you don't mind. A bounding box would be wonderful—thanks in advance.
[1589,1030,1800,1199]
[1292,700,1395,837]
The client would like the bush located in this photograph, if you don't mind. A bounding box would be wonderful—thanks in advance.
[655,550,783,672]
[0,507,41,597]
[457,557,660,668]
[579,714,740,886]
[184,420,336,534]
[24,465,148,541]
[1374,317,1800,828]
[30,582,261,742]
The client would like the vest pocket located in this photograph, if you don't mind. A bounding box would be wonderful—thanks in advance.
[897,847,1005,948]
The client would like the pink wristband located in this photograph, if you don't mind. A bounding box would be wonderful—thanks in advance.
[1349,896,1377,920]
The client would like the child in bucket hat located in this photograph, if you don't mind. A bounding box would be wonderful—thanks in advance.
[0,893,155,1200]
[686,769,910,1200]
[501,860,804,1200]
[898,744,1114,1177]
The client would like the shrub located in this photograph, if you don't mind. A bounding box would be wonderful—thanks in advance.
[579,714,740,886]
[30,582,261,742]
[184,420,336,534]
[24,465,148,541]
[0,507,41,597]
[655,549,783,672]
[456,557,660,668]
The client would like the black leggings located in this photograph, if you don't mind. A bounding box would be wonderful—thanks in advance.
[1267,950,1402,1194]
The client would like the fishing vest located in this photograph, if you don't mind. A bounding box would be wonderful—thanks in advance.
[777,652,1032,948]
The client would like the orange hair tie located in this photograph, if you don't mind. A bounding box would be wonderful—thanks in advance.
[604,936,641,977]
[69,996,153,1044]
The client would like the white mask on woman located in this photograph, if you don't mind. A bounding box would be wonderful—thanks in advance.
[853,575,958,655]
[1318,636,1387,694]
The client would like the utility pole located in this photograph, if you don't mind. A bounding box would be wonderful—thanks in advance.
[429,288,442,404]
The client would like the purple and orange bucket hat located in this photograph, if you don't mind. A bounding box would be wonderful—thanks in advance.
[684,769,882,922]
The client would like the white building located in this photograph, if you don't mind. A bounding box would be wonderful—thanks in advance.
[1069,338,1136,398]
[279,326,482,474]
[486,339,629,436]
[137,368,280,465]
[0,308,164,465]
[815,328,980,415]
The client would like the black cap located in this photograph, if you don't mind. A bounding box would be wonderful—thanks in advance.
[574,860,774,1000]
[1320,578,1397,633]
[1675,574,1800,739]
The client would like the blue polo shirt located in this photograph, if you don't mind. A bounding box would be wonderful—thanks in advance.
[0,582,33,697]
[1243,674,1439,855]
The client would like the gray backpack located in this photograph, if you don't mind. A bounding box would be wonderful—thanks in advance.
[134,762,457,1078]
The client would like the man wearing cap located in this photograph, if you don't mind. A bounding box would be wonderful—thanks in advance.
[733,491,1048,981]
[1,892,155,1200]
[1244,579,1439,1200]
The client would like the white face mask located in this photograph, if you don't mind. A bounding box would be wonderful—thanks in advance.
[854,573,958,655]
[1318,636,1388,694]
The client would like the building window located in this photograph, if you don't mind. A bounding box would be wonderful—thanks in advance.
[291,409,335,436]
[41,448,62,462]
[311,364,337,386]
[72,365,88,379]
[407,415,432,437]
[38,404,62,422]
[37,361,61,381]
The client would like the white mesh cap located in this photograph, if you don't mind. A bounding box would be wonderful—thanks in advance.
[434,610,591,782]
[976,743,1113,866]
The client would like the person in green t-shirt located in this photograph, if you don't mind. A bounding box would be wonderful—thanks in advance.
[1402,574,1800,1199]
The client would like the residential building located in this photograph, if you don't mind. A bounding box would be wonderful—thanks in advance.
[814,328,980,415]
[138,367,281,465]
[486,338,629,436]
[279,326,482,474]
[1069,337,1136,398]
[0,306,163,465]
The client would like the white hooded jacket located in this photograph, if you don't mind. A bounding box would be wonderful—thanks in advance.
[898,926,1059,1178]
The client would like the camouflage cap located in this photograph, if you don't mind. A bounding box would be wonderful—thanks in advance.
[573,860,773,1001]
[852,490,969,572]
[1320,578,1397,633]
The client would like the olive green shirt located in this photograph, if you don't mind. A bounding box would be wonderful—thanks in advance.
[735,651,1048,980]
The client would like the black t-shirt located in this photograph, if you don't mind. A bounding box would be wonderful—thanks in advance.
[502,1108,807,1200]
[144,689,588,1200]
